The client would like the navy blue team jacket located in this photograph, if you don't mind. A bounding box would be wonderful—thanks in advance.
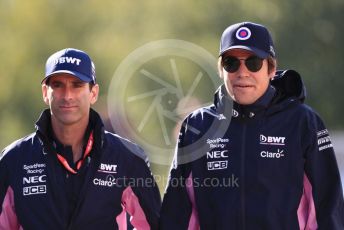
[160,70,344,229]
[0,109,161,230]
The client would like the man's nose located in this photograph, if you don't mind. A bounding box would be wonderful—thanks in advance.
[63,86,73,100]
[236,60,250,76]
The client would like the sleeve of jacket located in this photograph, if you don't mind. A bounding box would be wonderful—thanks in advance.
[121,146,161,230]
[160,118,198,230]
[0,149,20,229]
[303,112,344,230]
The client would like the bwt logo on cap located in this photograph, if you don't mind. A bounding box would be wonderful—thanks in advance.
[236,27,251,40]
[53,56,81,66]
[43,48,96,84]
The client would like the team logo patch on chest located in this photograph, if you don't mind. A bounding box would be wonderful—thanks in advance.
[206,150,229,170]
[206,138,230,170]
[260,149,285,159]
[22,163,47,196]
[260,134,286,146]
[206,138,229,149]
[97,163,118,174]
[259,134,287,160]
[93,163,118,188]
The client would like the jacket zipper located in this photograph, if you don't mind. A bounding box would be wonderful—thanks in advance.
[241,119,247,230]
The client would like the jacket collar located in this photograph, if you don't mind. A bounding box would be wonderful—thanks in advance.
[233,85,276,118]
[214,84,275,119]
[214,69,306,119]
[35,108,105,152]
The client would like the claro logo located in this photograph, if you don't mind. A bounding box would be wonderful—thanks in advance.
[93,177,116,187]
[260,135,286,146]
[260,149,285,159]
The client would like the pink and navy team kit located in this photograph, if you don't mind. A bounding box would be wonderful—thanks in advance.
[160,70,344,229]
[0,109,161,229]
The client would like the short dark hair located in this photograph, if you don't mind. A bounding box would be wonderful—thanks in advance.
[267,56,276,74]
[89,83,95,91]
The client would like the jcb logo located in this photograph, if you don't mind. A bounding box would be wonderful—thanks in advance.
[207,161,228,170]
[23,185,46,196]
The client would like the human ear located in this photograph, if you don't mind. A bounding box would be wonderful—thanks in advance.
[42,84,50,105]
[90,84,99,105]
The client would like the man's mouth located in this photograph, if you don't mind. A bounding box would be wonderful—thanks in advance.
[60,105,77,109]
[234,84,254,89]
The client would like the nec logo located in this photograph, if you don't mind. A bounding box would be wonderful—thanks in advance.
[53,57,81,65]
[206,150,229,159]
[260,135,285,146]
[23,175,47,184]
[98,163,117,174]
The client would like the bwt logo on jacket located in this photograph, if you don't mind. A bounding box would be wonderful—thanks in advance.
[53,57,81,65]
[260,135,286,146]
[98,163,118,174]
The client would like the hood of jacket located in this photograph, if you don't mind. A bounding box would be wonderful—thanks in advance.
[213,69,306,116]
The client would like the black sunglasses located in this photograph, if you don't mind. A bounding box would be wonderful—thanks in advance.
[222,55,263,73]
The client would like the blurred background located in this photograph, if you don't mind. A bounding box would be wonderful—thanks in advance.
[0,0,343,194]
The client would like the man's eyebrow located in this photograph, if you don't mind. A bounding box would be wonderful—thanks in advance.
[49,79,63,84]
[50,78,85,83]
[72,80,87,85]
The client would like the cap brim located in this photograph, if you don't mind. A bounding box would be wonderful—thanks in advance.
[220,45,269,59]
[41,70,93,84]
